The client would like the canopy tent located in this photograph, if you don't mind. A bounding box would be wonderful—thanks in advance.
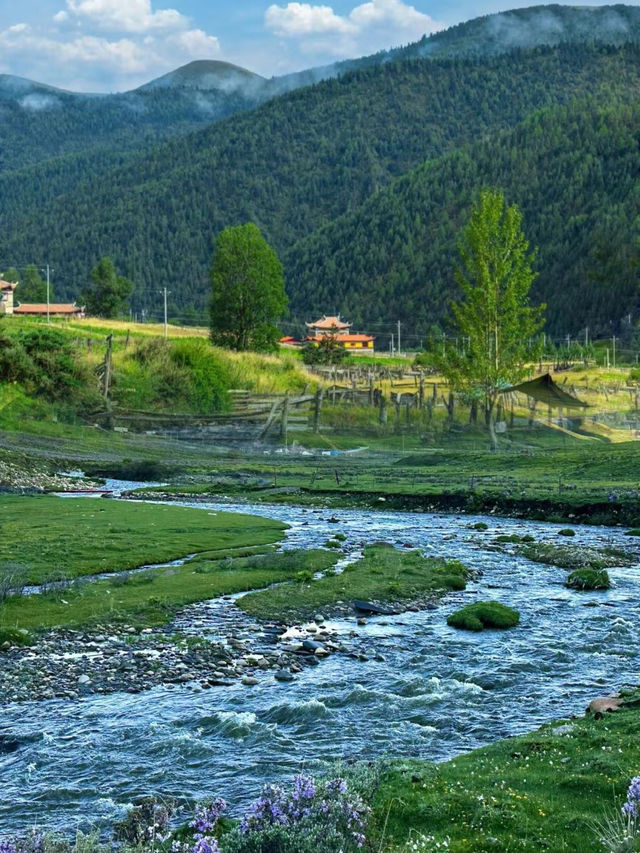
[501,373,588,409]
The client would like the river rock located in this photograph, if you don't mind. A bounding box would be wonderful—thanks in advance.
[587,696,621,717]
[242,676,259,686]
[274,670,296,682]
[302,639,324,652]
[353,600,396,616]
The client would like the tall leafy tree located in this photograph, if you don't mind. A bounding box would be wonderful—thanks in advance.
[21,265,50,303]
[210,223,288,351]
[1,268,20,285]
[1,265,51,302]
[83,257,134,318]
[440,189,545,448]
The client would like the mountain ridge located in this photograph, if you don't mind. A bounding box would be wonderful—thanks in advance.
[2,40,639,337]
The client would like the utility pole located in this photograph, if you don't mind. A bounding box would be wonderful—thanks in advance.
[40,265,52,324]
[390,333,394,355]
[159,288,170,339]
[397,320,401,357]
[613,335,616,368]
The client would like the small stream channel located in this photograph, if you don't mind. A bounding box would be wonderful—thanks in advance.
[1,491,639,836]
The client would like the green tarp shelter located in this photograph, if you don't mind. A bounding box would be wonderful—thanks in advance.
[502,373,588,409]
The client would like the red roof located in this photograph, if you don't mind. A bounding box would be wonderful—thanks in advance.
[14,303,84,315]
[305,315,351,330]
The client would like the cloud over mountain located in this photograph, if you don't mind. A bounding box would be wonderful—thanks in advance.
[265,0,443,57]
[0,0,220,91]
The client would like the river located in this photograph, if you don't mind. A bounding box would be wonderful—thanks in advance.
[1,493,638,835]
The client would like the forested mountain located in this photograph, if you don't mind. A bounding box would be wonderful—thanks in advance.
[0,62,269,173]
[2,42,640,327]
[3,5,639,175]
[285,97,640,340]
[406,3,640,60]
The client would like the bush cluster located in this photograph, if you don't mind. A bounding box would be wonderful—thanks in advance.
[447,601,520,632]
[0,326,101,413]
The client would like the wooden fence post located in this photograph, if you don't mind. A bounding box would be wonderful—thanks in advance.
[379,394,388,424]
[102,334,113,400]
[313,389,323,433]
[280,392,290,442]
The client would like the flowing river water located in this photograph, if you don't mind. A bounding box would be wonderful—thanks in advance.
[1,491,639,835]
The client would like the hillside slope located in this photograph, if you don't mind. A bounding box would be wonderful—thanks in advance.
[2,42,639,322]
[285,97,640,339]
[0,66,267,173]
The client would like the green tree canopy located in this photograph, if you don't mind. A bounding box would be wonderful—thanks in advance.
[83,257,134,318]
[1,265,51,303]
[439,189,545,447]
[1,268,20,284]
[210,223,288,351]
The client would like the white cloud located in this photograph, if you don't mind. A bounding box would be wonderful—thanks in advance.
[0,7,221,92]
[265,0,442,58]
[61,0,187,34]
[265,3,355,36]
[170,28,220,55]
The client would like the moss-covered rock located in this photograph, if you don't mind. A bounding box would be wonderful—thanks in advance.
[447,601,520,632]
[565,568,611,590]
[517,542,633,571]
[470,522,488,531]
[558,528,576,537]
[494,533,535,544]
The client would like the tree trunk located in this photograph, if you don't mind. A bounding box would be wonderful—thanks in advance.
[486,397,498,451]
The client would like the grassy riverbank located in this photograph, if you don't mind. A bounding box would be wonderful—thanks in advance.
[0,496,309,637]
[0,496,286,585]
[239,545,469,623]
[375,689,640,852]
[0,548,337,636]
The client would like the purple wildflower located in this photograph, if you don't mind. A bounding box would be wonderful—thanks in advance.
[622,776,640,819]
[190,799,226,838]
[0,841,17,853]
[240,772,370,849]
[192,837,219,853]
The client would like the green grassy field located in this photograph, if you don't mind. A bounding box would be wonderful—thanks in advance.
[238,545,469,622]
[0,495,286,585]
[375,690,640,852]
[0,547,337,635]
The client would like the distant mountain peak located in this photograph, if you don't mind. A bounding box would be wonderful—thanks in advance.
[137,61,267,94]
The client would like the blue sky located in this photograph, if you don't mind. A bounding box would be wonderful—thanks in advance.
[0,0,636,91]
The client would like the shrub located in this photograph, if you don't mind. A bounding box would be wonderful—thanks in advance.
[295,570,313,583]
[114,796,175,845]
[224,774,370,853]
[301,338,347,365]
[325,540,342,549]
[0,628,32,649]
[440,574,467,591]
[447,601,520,632]
[566,568,611,590]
